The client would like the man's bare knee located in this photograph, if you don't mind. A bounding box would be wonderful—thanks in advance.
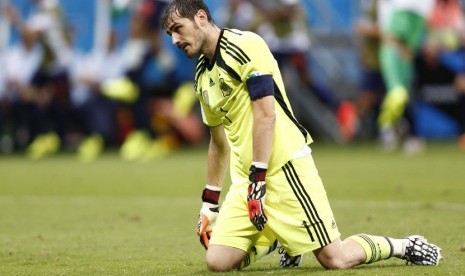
[206,245,246,272]
[317,256,351,270]
[205,254,239,272]
[314,238,366,270]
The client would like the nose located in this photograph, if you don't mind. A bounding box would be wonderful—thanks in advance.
[172,33,181,46]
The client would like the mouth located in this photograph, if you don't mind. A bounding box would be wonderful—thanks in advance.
[179,43,189,52]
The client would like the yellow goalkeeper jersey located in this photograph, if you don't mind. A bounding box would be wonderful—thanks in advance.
[195,29,312,178]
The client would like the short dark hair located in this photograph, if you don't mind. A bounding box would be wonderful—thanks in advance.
[160,0,214,30]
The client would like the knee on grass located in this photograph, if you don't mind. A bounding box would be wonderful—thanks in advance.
[205,254,241,272]
[205,247,244,272]
[317,256,354,270]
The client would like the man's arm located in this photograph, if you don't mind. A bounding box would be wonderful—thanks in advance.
[207,124,230,188]
[251,95,276,164]
[196,124,229,249]
[246,95,275,231]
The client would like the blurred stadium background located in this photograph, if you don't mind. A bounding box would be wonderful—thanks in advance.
[2,0,362,90]
[1,0,363,98]
[1,0,465,160]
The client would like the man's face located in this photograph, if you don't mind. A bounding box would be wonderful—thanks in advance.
[166,12,204,58]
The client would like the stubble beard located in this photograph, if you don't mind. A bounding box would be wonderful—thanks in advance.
[185,24,204,59]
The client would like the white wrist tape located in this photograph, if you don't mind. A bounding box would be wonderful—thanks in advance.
[252,161,268,169]
[205,184,222,191]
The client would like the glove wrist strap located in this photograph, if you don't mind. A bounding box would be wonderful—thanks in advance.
[202,185,221,205]
[249,164,267,182]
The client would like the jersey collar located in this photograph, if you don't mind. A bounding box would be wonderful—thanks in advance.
[206,29,225,71]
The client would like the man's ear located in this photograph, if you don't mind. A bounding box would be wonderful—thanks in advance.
[196,9,208,26]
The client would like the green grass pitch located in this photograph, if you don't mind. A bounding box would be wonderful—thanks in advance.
[1,142,464,275]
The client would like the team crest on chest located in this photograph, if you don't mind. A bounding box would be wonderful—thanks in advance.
[219,78,232,97]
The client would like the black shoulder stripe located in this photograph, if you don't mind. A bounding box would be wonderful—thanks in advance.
[196,56,207,72]
[196,56,206,72]
[216,53,241,82]
[220,40,248,65]
[273,82,309,141]
[220,37,250,64]
[224,39,250,63]
[195,58,207,83]
[195,66,206,82]
[220,45,246,65]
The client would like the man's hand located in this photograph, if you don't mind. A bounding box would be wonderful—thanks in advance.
[197,202,219,249]
[247,165,268,231]
[196,185,221,249]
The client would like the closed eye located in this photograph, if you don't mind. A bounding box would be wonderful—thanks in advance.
[168,23,182,35]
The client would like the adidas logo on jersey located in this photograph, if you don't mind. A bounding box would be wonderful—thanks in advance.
[209,78,215,87]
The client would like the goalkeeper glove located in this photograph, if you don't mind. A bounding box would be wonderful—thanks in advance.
[197,185,221,249]
[247,164,268,231]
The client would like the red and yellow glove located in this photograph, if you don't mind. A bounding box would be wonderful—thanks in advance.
[247,164,268,231]
[196,185,221,249]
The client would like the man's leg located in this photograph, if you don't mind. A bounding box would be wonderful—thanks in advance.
[206,240,278,272]
[314,236,383,269]
[206,245,246,272]
[206,179,280,272]
[314,234,442,269]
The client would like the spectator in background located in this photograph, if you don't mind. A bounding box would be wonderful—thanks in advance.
[101,0,173,161]
[416,0,465,150]
[2,0,73,159]
[250,0,358,142]
[138,0,205,161]
[0,42,15,154]
[354,0,386,139]
[0,9,64,159]
[0,51,5,151]
[103,0,204,162]
[69,31,123,162]
[216,0,260,31]
[26,0,72,71]
[2,26,43,152]
[377,0,435,151]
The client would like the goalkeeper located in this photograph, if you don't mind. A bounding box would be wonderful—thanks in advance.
[161,0,442,272]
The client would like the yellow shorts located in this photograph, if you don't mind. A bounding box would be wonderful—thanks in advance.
[209,154,341,256]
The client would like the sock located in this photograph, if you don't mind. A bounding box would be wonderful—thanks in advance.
[348,234,394,264]
[240,240,278,269]
[387,237,406,258]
